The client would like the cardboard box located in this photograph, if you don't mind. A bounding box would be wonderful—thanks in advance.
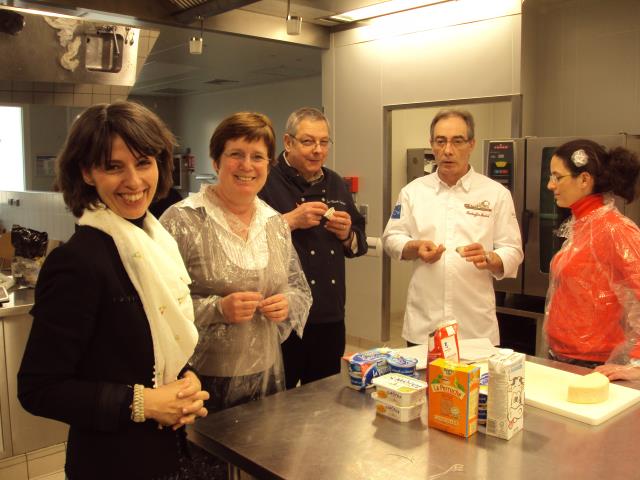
[0,233,14,271]
[428,358,480,437]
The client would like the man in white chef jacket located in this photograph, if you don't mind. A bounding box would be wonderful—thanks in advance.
[382,109,523,346]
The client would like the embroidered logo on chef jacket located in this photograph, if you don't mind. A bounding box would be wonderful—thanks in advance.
[465,200,491,218]
[464,200,492,212]
[391,204,401,219]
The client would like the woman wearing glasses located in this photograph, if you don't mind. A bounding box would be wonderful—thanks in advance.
[544,138,640,381]
[160,112,312,411]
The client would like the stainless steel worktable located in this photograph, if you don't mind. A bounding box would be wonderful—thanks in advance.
[0,287,34,318]
[189,357,640,480]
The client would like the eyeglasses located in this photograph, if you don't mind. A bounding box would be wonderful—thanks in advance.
[290,135,333,149]
[548,173,574,184]
[432,137,470,149]
[223,151,268,163]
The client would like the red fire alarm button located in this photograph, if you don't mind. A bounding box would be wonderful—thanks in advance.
[343,176,359,193]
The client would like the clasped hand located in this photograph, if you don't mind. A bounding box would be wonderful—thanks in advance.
[220,291,289,323]
[144,370,209,430]
[285,202,352,241]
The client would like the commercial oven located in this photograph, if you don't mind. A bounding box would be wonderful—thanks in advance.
[484,134,640,298]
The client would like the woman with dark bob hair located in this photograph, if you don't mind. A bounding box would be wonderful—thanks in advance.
[18,101,210,480]
[161,112,311,413]
[544,138,640,381]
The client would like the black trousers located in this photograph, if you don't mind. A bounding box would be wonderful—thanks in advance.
[282,321,346,389]
[548,349,604,370]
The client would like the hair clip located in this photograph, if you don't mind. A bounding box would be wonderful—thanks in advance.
[571,149,588,167]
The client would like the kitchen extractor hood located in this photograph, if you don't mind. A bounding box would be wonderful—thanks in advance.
[0,9,139,86]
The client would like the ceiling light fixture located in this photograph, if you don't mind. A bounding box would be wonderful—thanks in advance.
[0,5,80,20]
[188,15,203,54]
[286,0,301,35]
[329,0,449,23]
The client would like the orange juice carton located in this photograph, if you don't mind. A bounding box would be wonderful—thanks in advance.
[372,373,428,407]
[371,392,423,422]
[342,348,392,391]
[428,358,480,437]
[486,349,525,440]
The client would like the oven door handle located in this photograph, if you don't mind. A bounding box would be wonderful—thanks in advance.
[522,209,533,246]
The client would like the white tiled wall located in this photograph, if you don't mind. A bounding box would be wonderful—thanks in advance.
[0,191,76,241]
[0,29,158,108]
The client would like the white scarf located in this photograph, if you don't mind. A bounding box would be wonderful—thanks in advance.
[79,206,198,387]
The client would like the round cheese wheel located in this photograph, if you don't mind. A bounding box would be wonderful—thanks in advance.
[567,372,610,404]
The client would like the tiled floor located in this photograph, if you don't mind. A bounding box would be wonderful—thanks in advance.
[32,472,64,480]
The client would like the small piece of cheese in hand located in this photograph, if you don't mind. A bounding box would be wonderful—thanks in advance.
[567,371,610,404]
[323,207,335,220]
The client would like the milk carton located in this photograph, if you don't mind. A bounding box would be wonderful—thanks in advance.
[486,349,525,440]
[428,358,480,437]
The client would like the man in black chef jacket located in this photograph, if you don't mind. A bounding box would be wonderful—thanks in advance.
[259,107,367,388]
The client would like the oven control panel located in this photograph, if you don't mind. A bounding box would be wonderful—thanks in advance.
[486,140,515,193]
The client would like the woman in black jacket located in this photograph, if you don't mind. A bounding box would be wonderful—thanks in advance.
[18,101,209,480]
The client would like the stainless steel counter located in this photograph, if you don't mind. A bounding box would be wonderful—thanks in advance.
[189,357,640,480]
[0,288,34,318]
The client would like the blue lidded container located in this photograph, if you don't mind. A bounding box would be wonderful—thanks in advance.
[387,355,418,376]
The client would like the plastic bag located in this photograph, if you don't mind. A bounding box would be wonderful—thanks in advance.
[11,225,48,287]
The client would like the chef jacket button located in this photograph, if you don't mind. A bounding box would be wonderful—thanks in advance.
[311,250,316,255]
[322,189,326,193]
[301,197,306,202]
[310,279,316,285]
[330,250,335,255]
[331,279,336,284]
[322,197,326,202]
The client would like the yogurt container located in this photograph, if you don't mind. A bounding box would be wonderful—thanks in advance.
[387,355,418,376]
[372,372,428,407]
[342,348,392,390]
[372,392,423,422]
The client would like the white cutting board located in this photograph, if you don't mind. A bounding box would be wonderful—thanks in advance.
[524,361,640,425]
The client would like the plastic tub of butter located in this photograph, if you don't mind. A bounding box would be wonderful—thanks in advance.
[371,392,423,422]
[372,372,428,407]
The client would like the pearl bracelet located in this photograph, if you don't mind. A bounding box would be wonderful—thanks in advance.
[131,384,145,423]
